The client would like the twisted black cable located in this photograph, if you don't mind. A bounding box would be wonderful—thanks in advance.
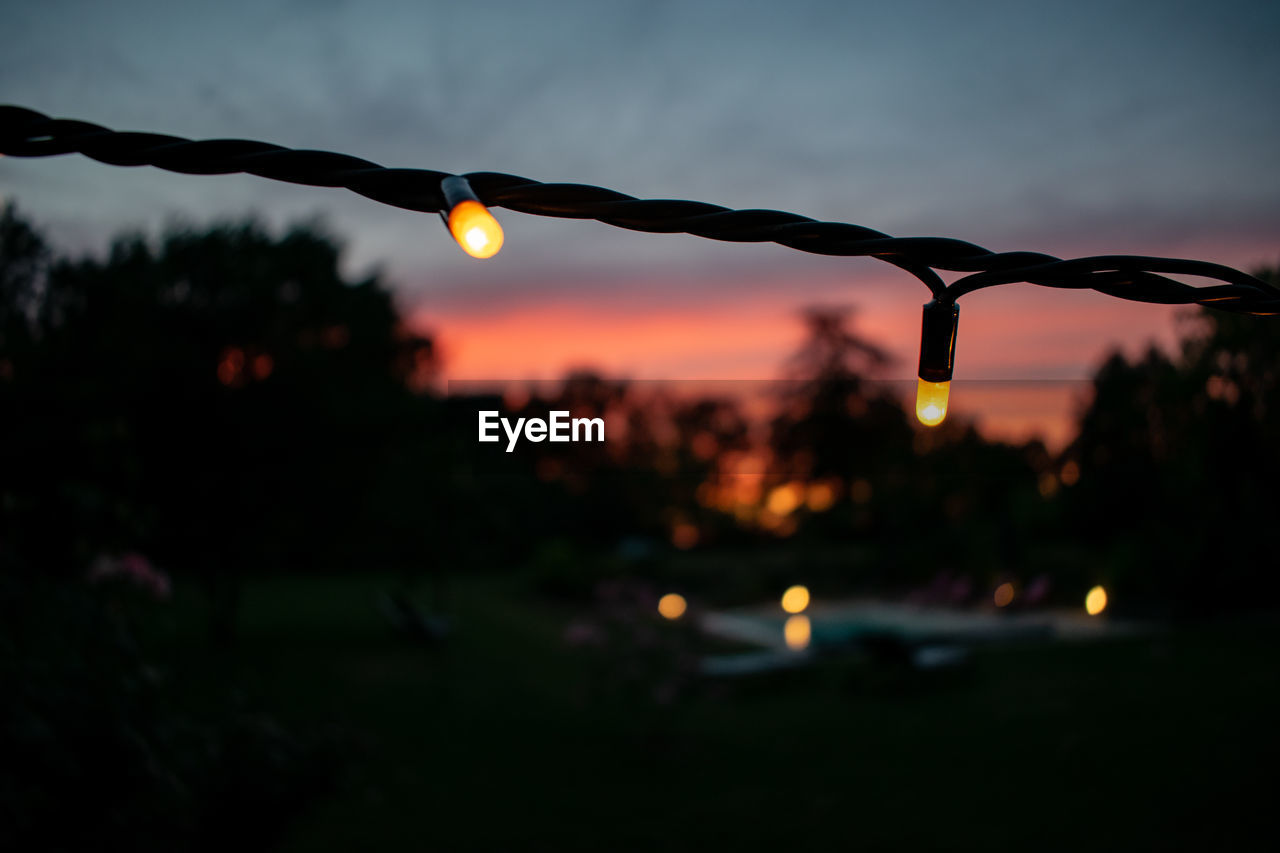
[2,105,1275,315]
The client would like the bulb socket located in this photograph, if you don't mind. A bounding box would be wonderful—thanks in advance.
[918,299,959,383]
[439,175,481,222]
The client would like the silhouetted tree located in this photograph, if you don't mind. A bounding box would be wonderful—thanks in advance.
[1064,269,1280,612]
[0,206,441,640]
[770,307,913,485]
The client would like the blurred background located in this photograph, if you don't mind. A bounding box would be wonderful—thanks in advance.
[2,1,1278,849]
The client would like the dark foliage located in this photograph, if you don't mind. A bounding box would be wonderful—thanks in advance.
[0,570,344,852]
[1064,270,1280,613]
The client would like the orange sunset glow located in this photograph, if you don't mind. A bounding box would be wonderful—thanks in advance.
[416,267,1201,450]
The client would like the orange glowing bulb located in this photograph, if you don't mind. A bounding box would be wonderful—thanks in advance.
[447,199,504,259]
[916,378,950,427]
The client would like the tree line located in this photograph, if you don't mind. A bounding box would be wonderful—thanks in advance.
[2,202,1276,618]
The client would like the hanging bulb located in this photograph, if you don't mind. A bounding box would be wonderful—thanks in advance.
[439,175,503,259]
[916,299,959,427]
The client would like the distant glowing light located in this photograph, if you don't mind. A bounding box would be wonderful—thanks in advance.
[217,346,245,387]
[758,511,798,537]
[993,582,1015,608]
[784,614,811,650]
[767,482,804,516]
[251,353,274,381]
[781,584,810,614]
[658,593,687,620]
[1060,460,1080,486]
[1038,473,1060,499]
[850,478,873,505]
[1085,585,1108,616]
[805,482,836,512]
[447,199,504,259]
[916,378,950,427]
[671,522,699,550]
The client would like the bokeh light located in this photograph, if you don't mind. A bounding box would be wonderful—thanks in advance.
[766,482,803,516]
[781,584,810,614]
[670,522,699,550]
[657,593,687,620]
[805,482,836,512]
[1085,585,1108,616]
[784,614,811,650]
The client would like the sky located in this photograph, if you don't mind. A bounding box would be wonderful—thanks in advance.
[2,0,1278,446]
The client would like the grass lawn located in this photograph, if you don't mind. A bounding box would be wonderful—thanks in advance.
[151,572,1279,851]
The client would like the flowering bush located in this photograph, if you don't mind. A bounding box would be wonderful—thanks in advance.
[563,578,701,708]
[87,552,172,600]
[0,571,344,852]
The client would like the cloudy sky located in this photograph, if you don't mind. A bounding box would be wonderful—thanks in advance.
[2,0,1277,442]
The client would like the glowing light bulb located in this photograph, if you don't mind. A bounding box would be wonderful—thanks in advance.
[781,584,810,614]
[447,199,504,259]
[916,378,950,427]
[1085,585,1108,616]
[917,299,960,427]
[439,175,504,259]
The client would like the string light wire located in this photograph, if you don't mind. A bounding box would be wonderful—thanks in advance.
[3,105,1275,424]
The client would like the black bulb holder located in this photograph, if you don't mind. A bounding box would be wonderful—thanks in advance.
[918,299,959,383]
[439,175,481,226]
